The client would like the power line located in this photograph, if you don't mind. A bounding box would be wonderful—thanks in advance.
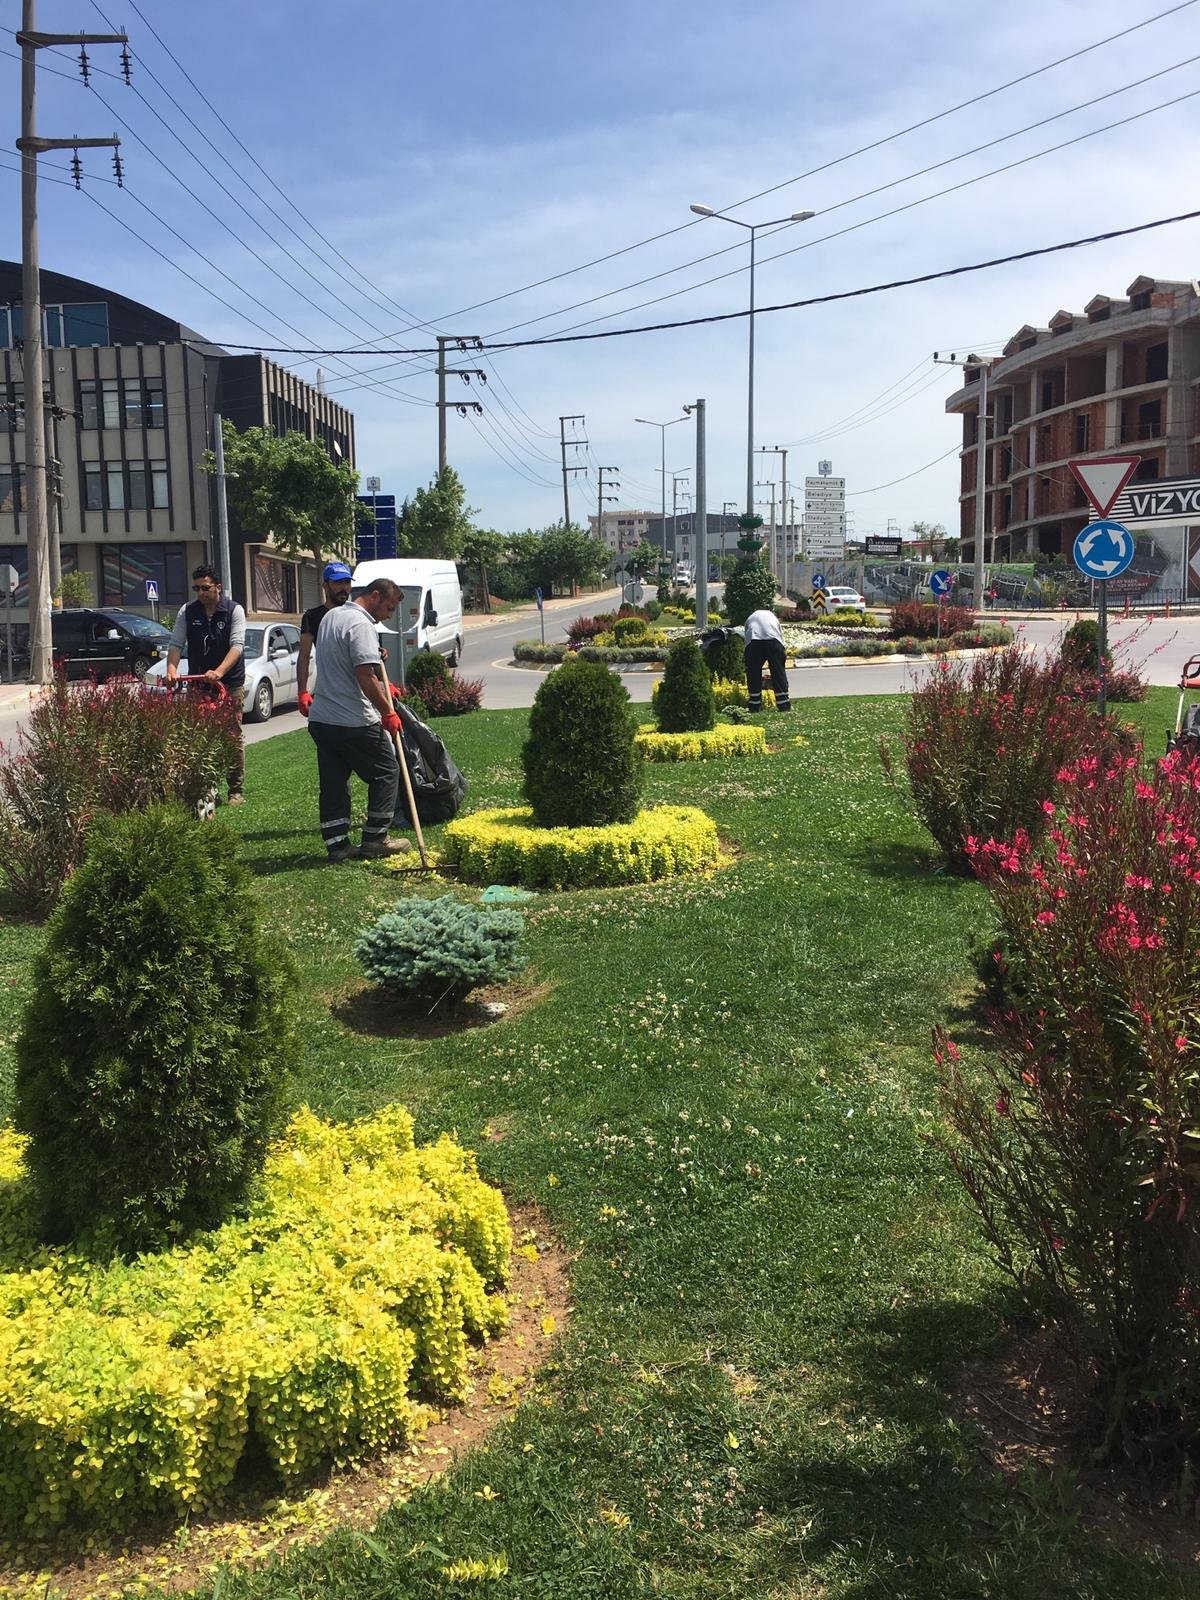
[846,445,961,496]
[184,205,1200,357]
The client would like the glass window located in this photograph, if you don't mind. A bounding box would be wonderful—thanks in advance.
[106,464,125,510]
[100,543,187,607]
[84,463,104,510]
[127,462,149,511]
[151,460,168,507]
[125,461,169,510]
[60,303,109,346]
[251,551,296,614]
[145,380,164,428]
[0,467,22,512]
[80,379,120,429]
[281,624,300,649]
[122,380,143,428]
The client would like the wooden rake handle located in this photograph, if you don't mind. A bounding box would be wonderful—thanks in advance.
[391,726,431,869]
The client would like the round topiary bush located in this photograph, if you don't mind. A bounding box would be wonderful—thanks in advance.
[522,657,642,828]
[612,615,650,646]
[405,650,453,696]
[723,562,776,625]
[14,804,296,1254]
[656,638,716,733]
[1060,618,1105,674]
[355,893,526,1007]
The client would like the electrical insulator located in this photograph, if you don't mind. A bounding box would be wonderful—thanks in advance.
[70,151,83,190]
[120,44,132,84]
[78,45,91,86]
[112,149,124,188]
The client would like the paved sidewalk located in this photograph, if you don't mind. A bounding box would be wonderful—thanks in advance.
[0,681,39,712]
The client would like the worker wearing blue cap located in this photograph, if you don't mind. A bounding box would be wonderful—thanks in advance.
[297,561,353,716]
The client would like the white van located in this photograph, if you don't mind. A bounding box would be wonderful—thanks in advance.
[351,559,464,677]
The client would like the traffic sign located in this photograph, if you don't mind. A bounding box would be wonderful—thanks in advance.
[145,579,159,603]
[1073,519,1135,580]
[929,569,953,597]
[1068,455,1140,519]
[0,563,17,599]
[811,571,826,591]
[535,587,543,610]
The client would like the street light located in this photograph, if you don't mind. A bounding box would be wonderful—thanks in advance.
[635,414,689,567]
[689,202,815,542]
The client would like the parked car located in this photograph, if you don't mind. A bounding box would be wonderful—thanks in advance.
[145,622,301,722]
[822,586,867,614]
[51,608,174,680]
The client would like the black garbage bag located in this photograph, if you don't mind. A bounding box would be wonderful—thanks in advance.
[392,701,468,826]
[698,625,740,668]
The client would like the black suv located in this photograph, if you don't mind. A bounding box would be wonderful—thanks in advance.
[51,608,174,681]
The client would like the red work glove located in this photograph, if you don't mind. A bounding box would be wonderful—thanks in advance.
[390,681,405,703]
[298,691,313,717]
[382,711,402,735]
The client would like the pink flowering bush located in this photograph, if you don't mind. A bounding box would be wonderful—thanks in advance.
[0,672,241,915]
[934,748,1200,1458]
[880,645,1138,874]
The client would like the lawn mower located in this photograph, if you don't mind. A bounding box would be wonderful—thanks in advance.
[1167,654,1200,758]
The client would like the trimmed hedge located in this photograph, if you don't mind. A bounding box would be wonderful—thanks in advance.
[441,805,722,888]
[655,638,715,733]
[0,1106,510,1536]
[635,726,767,762]
[522,657,642,828]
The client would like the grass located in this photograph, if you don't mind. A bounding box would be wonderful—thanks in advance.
[0,687,1194,1599]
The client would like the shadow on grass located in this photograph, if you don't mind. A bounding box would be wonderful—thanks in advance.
[851,841,959,883]
[329,977,549,1041]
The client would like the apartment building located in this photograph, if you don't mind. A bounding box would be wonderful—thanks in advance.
[0,262,355,620]
[945,276,1200,590]
[588,509,657,551]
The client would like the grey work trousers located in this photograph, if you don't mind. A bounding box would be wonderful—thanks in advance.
[307,720,399,854]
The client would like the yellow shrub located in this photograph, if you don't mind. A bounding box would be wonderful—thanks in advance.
[634,726,767,763]
[655,677,775,712]
[0,1109,510,1536]
[441,805,721,889]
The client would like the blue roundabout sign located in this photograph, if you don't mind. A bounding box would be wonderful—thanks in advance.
[1073,520,1135,580]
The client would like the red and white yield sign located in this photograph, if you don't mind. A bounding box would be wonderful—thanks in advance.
[1068,455,1140,519]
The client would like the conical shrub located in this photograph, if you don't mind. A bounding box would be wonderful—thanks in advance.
[724,561,776,625]
[656,638,715,733]
[14,805,296,1253]
[522,657,642,827]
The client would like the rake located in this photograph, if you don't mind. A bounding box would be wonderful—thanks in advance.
[389,725,436,873]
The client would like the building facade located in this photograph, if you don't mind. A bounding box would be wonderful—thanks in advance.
[945,276,1200,584]
[0,262,355,622]
[588,509,656,551]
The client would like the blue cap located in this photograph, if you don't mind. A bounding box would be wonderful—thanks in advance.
[323,561,352,582]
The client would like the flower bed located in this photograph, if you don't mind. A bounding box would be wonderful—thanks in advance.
[0,1106,510,1537]
[634,726,767,762]
[441,805,721,888]
[513,625,1012,670]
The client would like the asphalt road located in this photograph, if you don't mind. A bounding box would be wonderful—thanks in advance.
[2,602,1197,754]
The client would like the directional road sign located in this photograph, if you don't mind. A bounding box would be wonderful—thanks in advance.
[929,568,953,597]
[1073,519,1135,580]
[1068,455,1140,519]
[811,571,826,591]
[535,587,543,610]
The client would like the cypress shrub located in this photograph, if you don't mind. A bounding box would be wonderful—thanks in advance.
[14,805,296,1254]
[522,657,642,827]
[1060,618,1105,674]
[723,562,776,625]
[703,629,746,683]
[656,638,716,733]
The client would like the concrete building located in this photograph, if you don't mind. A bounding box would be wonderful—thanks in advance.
[588,509,656,551]
[0,262,355,622]
[945,276,1200,592]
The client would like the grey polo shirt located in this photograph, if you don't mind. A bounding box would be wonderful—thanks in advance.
[309,601,385,726]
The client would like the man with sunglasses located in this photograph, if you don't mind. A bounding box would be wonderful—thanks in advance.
[166,563,248,805]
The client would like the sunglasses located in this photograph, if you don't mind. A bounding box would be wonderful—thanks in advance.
[192,583,217,592]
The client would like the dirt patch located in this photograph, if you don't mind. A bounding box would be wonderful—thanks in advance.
[953,1330,1200,1569]
[329,976,552,1040]
[0,1206,573,1600]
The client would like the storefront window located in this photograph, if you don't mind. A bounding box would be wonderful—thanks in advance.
[101,543,187,608]
[252,550,297,613]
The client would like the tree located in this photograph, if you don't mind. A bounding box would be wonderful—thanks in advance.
[460,526,507,613]
[623,541,660,580]
[909,520,949,559]
[209,423,360,567]
[506,524,608,597]
[399,467,476,561]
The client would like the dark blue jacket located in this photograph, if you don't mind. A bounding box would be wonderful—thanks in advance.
[183,595,245,688]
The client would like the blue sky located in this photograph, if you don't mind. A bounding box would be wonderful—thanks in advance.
[3,0,1199,539]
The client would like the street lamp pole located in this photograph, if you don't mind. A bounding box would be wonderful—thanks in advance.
[690,203,814,527]
[635,414,688,572]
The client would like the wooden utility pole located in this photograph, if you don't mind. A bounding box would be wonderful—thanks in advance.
[436,335,485,474]
[559,414,586,528]
[18,0,128,681]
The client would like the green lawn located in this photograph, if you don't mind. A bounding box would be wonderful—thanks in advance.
[0,689,1192,1600]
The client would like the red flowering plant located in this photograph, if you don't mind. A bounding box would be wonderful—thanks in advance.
[0,671,241,915]
[933,748,1200,1459]
[880,644,1138,874]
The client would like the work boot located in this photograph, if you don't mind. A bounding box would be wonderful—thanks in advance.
[357,837,412,860]
[326,842,354,864]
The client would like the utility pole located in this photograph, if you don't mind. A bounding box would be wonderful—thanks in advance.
[212,413,233,594]
[436,335,486,474]
[18,0,129,682]
[756,445,787,590]
[684,400,707,622]
[934,351,990,606]
[597,465,620,549]
[559,414,587,528]
[670,472,689,569]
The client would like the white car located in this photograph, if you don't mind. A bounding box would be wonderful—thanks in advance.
[822,586,867,615]
[145,622,301,722]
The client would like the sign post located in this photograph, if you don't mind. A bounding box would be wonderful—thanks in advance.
[536,586,545,645]
[1,563,17,683]
[145,577,159,625]
[1068,455,1141,718]
[929,569,953,639]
